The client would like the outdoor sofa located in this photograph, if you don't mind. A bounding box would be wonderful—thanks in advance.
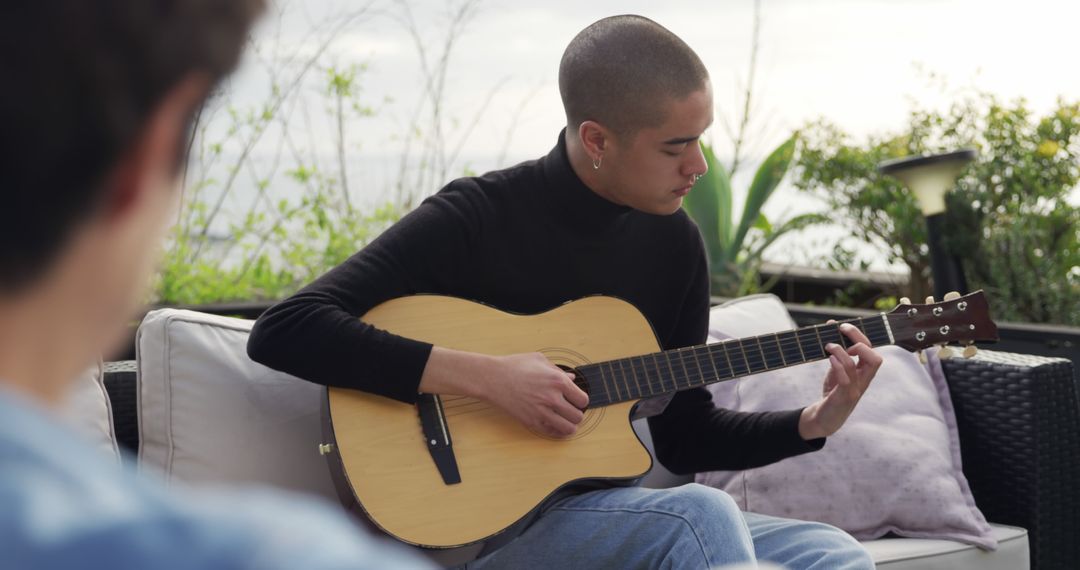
[69,299,1077,569]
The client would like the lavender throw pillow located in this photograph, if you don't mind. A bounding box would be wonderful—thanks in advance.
[696,295,996,549]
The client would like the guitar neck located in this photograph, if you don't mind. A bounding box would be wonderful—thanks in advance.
[576,314,895,407]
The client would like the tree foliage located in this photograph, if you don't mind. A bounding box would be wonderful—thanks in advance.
[794,92,1079,325]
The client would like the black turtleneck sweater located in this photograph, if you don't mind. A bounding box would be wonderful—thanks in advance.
[247,132,823,475]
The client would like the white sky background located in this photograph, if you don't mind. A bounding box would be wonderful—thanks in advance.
[201,0,1080,271]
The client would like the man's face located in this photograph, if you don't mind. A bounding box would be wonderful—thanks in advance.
[603,85,713,215]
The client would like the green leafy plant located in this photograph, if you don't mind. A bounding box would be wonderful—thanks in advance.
[154,0,500,306]
[794,91,1079,325]
[683,136,827,297]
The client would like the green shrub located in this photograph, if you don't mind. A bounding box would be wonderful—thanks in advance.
[794,92,1079,325]
[683,137,827,297]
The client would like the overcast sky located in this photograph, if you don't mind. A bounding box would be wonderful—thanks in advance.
[205,0,1080,270]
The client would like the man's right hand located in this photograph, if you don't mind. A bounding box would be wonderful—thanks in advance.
[419,347,590,438]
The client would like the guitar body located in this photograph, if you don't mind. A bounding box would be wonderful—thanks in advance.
[327,295,657,549]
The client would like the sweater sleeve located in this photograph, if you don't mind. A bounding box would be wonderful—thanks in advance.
[646,226,825,475]
[246,182,484,404]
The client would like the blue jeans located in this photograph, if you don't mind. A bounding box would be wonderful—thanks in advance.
[466,484,873,569]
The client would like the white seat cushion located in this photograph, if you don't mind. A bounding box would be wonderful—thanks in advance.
[136,309,337,502]
[865,524,1029,569]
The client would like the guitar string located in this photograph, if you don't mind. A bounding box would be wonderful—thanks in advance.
[438,322,890,411]
[432,311,963,417]
[444,406,495,418]
[440,402,480,411]
[580,327,892,405]
[587,346,888,405]
[599,328,888,384]
[578,322,888,388]
[441,329,890,413]
[443,401,490,414]
[441,336,874,416]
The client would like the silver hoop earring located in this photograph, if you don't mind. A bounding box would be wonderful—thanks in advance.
[592,156,603,170]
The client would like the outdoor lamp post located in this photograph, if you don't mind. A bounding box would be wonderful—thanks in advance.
[878,149,977,301]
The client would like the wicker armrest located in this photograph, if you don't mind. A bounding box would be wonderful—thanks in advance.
[103,360,139,461]
[942,350,1079,570]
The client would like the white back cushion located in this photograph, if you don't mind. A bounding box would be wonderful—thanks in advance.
[60,359,120,462]
[707,293,798,340]
[136,309,337,502]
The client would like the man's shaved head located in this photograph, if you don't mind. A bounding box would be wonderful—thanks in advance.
[559,15,709,138]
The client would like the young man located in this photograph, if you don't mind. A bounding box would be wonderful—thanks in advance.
[249,15,881,569]
[0,2,431,568]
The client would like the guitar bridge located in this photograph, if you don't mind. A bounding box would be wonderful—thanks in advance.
[416,393,462,485]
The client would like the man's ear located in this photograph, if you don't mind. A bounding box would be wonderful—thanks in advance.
[577,120,611,163]
[104,73,211,220]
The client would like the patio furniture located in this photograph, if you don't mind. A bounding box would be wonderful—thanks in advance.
[97,311,1077,569]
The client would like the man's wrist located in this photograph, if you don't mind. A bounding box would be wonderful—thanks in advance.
[420,347,496,399]
[798,404,827,440]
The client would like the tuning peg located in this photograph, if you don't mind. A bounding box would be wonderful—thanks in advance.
[938,345,955,360]
[943,291,961,301]
[925,296,935,304]
[918,351,927,364]
[963,344,978,358]
[900,297,912,305]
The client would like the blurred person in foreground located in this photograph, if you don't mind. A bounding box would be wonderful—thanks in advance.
[0,2,430,568]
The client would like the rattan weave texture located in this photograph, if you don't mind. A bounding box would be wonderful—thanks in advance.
[943,350,1079,570]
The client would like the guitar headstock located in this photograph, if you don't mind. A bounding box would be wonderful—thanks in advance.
[885,290,998,355]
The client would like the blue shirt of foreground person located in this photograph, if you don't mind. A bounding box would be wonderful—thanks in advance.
[0,387,428,570]
[0,2,429,568]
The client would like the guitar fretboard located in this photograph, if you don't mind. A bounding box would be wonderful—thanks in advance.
[576,316,893,407]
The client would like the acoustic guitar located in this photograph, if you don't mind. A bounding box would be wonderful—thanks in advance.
[321,291,996,548]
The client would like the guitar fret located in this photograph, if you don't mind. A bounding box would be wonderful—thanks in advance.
[643,356,660,397]
[800,328,824,360]
[738,341,752,373]
[650,354,668,393]
[595,364,612,405]
[822,325,844,349]
[838,324,850,348]
[617,359,634,399]
[773,334,787,366]
[663,353,680,392]
[622,358,635,399]
[632,358,644,398]
[695,349,712,388]
[720,342,734,378]
[705,346,725,385]
[637,355,659,395]
[745,339,767,372]
[631,356,647,395]
[778,331,801,365]
[607,361,622,401]
[727,341,749,376]
[867,319,890,346]
[763,336,781,369]
[813,325,825,354]
[677,348,693,390]
[755,337,771,370]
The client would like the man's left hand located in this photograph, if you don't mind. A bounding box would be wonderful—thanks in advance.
[798,322,883,440]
